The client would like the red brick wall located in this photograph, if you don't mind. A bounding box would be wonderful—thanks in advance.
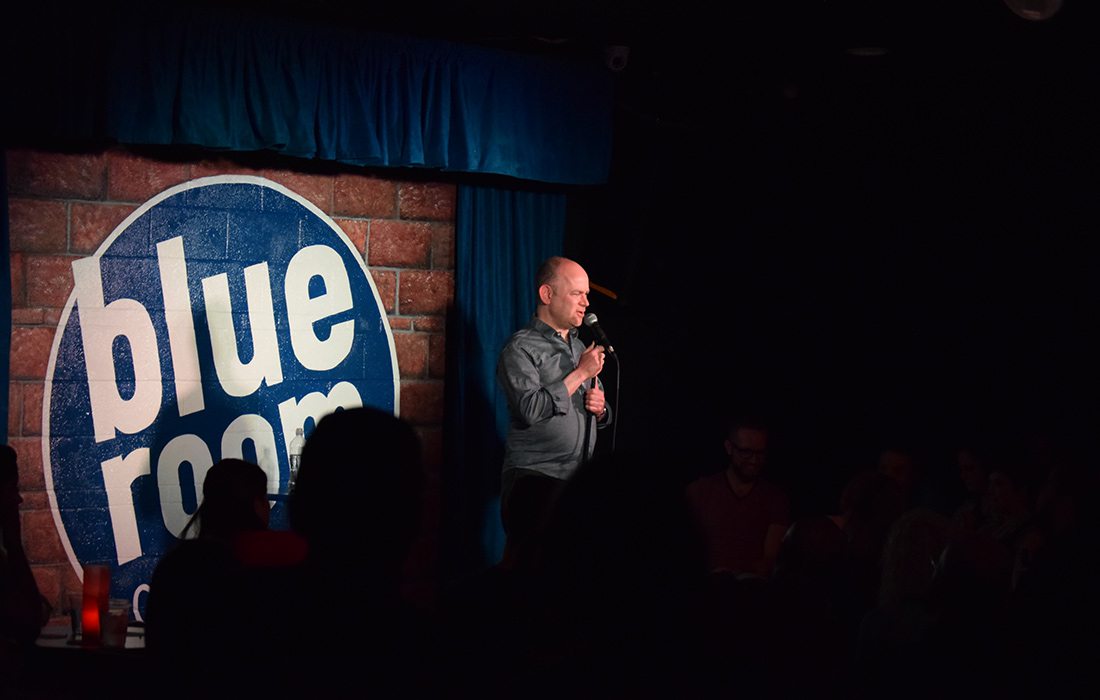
[6,147,454,613]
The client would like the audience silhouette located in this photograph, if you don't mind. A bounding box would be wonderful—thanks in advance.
[145,458,279,696]
[764,515,854,697]
[853,508,953,697]
[1,444,50,696]
[436,454,559,697]
[530,446,713,698]
[832,468,907,620]
[236,406,433,698]
[925,527,1016,695]
[1008,443,1100,695]
[114,402,1100,698]
[951,440,995,533]
[685,415,791,579]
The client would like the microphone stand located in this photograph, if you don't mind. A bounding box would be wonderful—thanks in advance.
[581,348,619,464]
[582,376,596,466]
[579,312,620,464]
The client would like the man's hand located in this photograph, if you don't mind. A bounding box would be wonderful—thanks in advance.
[577,342,605,382]
[585,385,607,418]
[564,342,606,397]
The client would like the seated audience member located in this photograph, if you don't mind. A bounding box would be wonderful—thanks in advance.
[685,416,790,579]
[1,445,51,694]
[982,457,1037,555]
[952,442,995,533]
[244,407,434,697]
[876,440,950,514]
[533,447,712,697]
[146,458,282,693]
[854,508,952,696]
[436,461,557,695]
[1009,456,1100,695]
[831,469,907,619]
[765,515,854,696]
[924,529,1015,695]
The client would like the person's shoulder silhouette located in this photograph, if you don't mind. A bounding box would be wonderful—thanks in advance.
[146,458,275,696]
[266,406,432,696]
[2,442,51,695]
[534,446,712,695]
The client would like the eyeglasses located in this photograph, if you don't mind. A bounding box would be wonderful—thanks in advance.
[731,445,766,459]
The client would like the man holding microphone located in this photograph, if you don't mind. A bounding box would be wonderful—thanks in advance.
[496,256,611,558]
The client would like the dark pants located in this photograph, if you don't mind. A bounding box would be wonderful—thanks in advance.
[500,468,566,539]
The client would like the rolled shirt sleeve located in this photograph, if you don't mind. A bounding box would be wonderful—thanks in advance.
[497,342,571,427]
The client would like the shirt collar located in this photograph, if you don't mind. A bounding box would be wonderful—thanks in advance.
[529,315,576,341]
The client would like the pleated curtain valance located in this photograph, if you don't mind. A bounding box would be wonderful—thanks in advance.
[4,5,613,185]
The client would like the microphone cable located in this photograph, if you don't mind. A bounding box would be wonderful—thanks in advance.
[607,349,620,452]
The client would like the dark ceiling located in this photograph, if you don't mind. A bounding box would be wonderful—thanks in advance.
[240,0,1096,461]
[224,1,1073,41]
[187,1,1087,65]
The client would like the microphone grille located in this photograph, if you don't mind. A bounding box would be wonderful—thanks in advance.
[583,313,598,326]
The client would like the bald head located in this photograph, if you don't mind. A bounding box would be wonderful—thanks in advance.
[535,256,569,291]
[535,256,590,334]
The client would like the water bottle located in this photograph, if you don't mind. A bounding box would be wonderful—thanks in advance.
[288,427,305,492]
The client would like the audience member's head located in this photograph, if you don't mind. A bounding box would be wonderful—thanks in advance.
[289,406,424,571]
[724,415,770,484]
[877,444,921,504]
[1033,458,1098,539]
[986,457,1036,526]
[957,446,991,499]
[839,469,907,549]
[179,458,269,543]
[0,443,16,474]
[1,445,21,533]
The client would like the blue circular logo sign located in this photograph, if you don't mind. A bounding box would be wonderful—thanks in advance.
[43,176,399,619]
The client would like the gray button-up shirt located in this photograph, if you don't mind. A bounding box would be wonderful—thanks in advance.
[497,317,609,480]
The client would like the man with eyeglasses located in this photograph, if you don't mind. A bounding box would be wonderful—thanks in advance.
[685,417,790,578]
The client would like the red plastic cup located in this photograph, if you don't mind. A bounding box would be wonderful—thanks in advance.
[81,564,111,647]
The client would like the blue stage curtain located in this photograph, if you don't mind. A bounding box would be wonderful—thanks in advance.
[445,184,566,571]
[6,5,612,186]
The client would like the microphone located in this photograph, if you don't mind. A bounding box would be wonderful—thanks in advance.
[583,313,615,354]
